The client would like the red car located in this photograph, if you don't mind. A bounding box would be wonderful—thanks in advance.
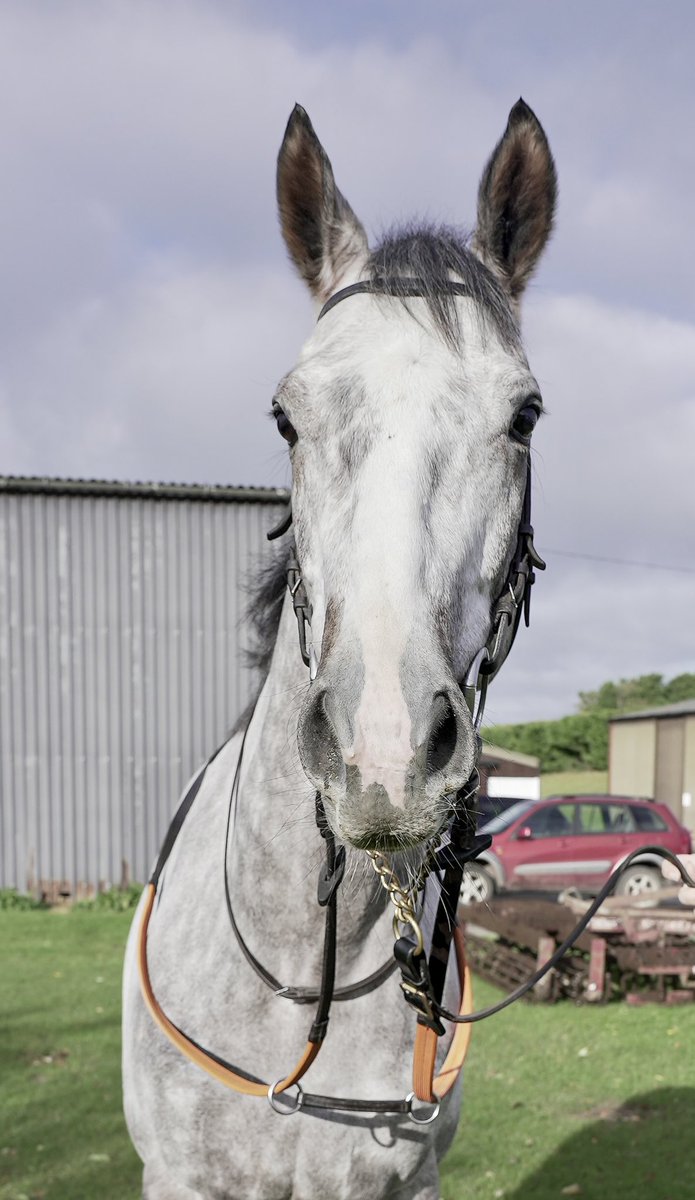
[461,794,692,904]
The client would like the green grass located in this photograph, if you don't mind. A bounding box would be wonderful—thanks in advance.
[2,910,694,1199]
[441,989,695,1200]
[541,769,608,797]
[0,910,141,1200]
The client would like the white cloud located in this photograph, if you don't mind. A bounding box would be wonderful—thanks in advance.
[1,257,312,485]
[483,561,695,726]
[526,292,695,564]
[1,0,693,721]
[486,291,695,722]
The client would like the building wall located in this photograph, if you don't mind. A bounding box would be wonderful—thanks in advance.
[608,719,656,798]
[609,715,695,833]
[486,775,541,801]
[479,756,539,798]
[655,718,685,821]
[683,717,695,832]
[0,486,286,894]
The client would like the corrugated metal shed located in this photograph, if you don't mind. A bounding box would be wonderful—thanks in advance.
[0,476,288,896]
[608,700,695,832]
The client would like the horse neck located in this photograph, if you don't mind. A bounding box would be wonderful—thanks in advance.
[230,588,388,982]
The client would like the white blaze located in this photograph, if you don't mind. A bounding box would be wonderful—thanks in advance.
[341,380,427,809]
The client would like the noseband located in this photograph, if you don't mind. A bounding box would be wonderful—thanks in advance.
[139,278,695,1121]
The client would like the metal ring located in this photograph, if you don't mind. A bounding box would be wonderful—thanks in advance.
[392,912,425,956]
[406,1091,441,1125]
[267,1080,304,1115]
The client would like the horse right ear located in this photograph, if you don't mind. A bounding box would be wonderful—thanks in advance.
[473,99,557,306]
[277,105,369,302]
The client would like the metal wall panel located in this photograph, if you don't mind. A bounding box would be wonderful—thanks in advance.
[655,718,685,820]
[0,485,286,894]
[608,719,656,799]
[682,717,695,833]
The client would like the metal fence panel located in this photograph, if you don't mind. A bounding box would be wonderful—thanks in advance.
[0,481,286,895]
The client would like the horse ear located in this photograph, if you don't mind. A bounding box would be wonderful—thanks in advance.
[473,99,557,305]
[277,105,369,301]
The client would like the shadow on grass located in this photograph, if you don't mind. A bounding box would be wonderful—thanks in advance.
[508,1088,695,1200]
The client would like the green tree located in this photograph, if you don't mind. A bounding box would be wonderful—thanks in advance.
[486,711,610,772]
[489,672,695,774]
[578,671,695,715]
[664,673,695,704]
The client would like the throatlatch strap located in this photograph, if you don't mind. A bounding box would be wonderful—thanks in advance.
[412,927,473,1103]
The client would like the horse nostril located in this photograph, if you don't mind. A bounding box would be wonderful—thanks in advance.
[298,689,344,791]
[426,694,458,776]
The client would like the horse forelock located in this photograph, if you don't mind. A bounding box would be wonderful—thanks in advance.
[368,222,521,350]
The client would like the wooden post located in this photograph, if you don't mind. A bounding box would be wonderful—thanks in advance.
[586,937,607,1002]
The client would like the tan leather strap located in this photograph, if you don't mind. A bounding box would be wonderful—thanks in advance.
[141,881,473,1107]
[138,883,321,1097]
[412,926,473,1103]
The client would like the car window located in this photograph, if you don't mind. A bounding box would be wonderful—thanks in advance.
[526,803,574,838]
[606,804,637,832]
[631,805,668,832]
[482,801,536,834]
[575,804,636,834]
[476,796,526,824]
[575,804,606,834]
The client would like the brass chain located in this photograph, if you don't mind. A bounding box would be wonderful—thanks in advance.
[366,833,443,957]
[367,850,424,954]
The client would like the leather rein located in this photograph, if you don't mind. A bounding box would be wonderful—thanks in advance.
[138,277,695,1122]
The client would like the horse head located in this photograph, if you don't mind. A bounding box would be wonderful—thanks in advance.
[274,101,556,852]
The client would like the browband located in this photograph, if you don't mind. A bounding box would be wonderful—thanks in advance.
[317,278,476,322]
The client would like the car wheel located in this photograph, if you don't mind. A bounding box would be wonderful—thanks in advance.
[614,864,661,899]
[459,864,495,905]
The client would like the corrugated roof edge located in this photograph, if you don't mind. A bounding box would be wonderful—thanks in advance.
[0,475,291,505]
[610,699,695,722]
[481,741,540,769]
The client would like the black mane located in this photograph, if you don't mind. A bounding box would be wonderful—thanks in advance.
[368,223,519,348]
[232,542,291,734]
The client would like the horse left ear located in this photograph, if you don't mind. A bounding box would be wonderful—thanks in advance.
[277,105,369,301]
[473,99,557,305]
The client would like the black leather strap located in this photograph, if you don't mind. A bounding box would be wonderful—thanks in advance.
[223,779,397,1005]
[302,1093,411,1114]
[439,845,695,1026]
[149,742,227,887]
[317,277,478,322]
[165,1019,411,1114]
[481,457,545,683]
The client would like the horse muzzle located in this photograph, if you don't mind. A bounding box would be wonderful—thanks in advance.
[297,681,477,850]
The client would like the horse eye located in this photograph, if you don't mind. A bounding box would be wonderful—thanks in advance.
[511,402,541,445]
[273,405,297,446]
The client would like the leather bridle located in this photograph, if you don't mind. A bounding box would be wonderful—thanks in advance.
[138,277,695,1121]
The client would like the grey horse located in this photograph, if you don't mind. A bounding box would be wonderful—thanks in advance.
[122,99,556,1199]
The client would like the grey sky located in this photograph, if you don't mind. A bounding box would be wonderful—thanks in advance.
[1,0,693,723]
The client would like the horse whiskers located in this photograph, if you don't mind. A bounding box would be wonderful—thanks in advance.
[257,813,317,852]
